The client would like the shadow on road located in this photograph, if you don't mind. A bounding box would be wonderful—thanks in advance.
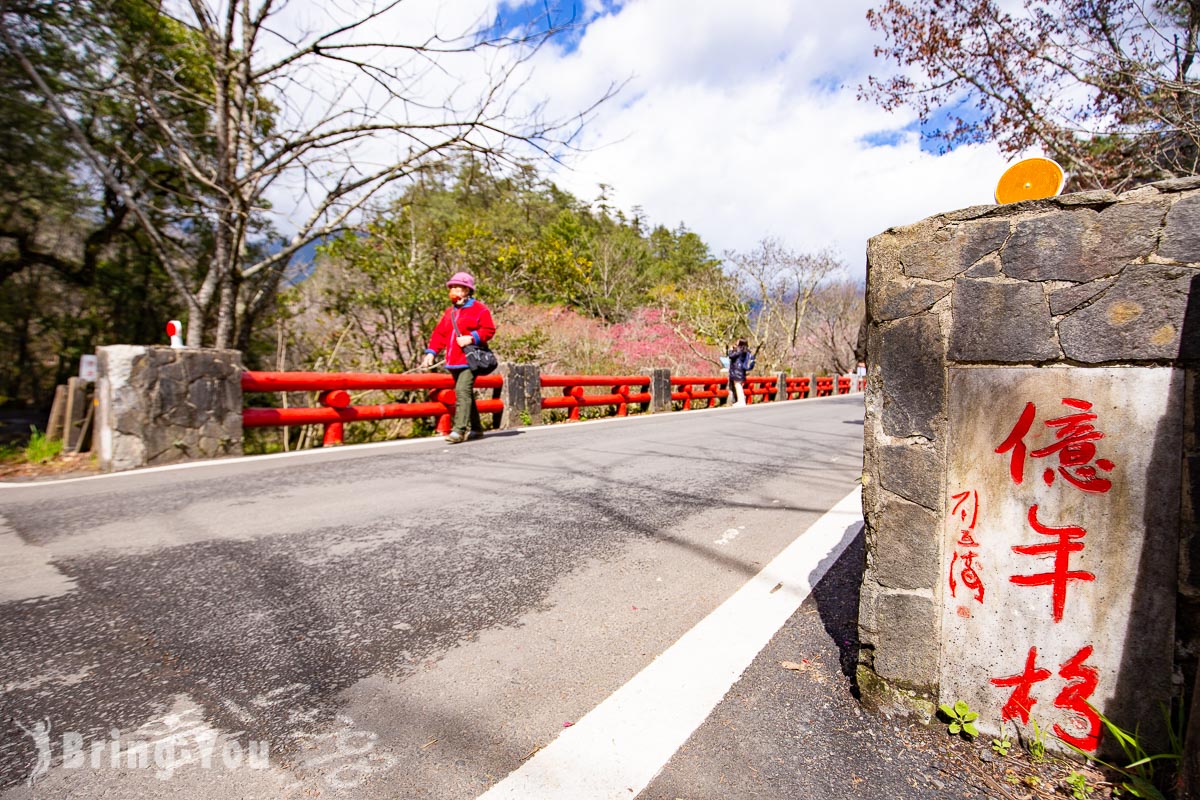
[809,525,865,687]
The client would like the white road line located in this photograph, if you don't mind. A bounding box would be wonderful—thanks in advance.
[476,486,864,800]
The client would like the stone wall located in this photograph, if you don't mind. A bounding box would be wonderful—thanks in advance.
[96,346,243,472]
[859,176,1200,755]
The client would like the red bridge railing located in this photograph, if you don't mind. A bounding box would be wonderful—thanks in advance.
[242,369,864,445]
[744,375,778,404]
[540,375,651,421]
[671,376,729,408]
[784,376,811,400]
[241,371,503,444]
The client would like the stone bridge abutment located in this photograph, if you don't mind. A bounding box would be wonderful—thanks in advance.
[859,176,1200,770]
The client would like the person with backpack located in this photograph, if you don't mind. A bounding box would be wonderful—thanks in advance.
[727,339,754,406]
[419,272,497,443]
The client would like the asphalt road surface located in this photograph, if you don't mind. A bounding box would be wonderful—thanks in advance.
[0,396,907,799]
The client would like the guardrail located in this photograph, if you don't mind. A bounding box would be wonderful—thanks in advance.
[242,368,865,445]
[241,371,504,444]
[783,376,812,400]
[670,376,729,409]
[540,375,651,421]
[744,375,778,404]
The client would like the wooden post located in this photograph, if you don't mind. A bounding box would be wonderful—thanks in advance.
[46,385,68,441]
[63,377,88,451]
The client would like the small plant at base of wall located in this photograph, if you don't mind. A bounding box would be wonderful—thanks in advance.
[938,700,980,739]
[1026,719,1048,763]
[1066,770,1095,799]
[1058,702,1184,800]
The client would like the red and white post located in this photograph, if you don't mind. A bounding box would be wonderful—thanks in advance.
[166,320,184,349]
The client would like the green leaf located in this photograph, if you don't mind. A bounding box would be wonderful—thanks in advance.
[1122,775,1166,800]
[962,712,979,723]
[954,700,969,716]
[963,722,979,738]
[949,722,961,734]
[938,704,955,718]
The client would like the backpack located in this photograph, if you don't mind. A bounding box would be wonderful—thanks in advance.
[744,351,756,371]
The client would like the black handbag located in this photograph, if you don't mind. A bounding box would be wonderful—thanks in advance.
[463,344,498,375]
[452,310,499,375]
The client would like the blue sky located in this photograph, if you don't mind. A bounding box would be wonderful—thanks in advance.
[484,0,612,52]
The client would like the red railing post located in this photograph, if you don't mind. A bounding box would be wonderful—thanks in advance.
[318,389,351,445]
[435,388,455,434]
[614,384,629,417]
[568,385,584,421]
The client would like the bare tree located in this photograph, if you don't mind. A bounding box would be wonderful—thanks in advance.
[1,0,615,347]
[863,0,1200,191]
[807,279,864,375]
[723,237,841,369]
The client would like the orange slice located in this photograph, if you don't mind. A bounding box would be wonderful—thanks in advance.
[995,158,1065,204]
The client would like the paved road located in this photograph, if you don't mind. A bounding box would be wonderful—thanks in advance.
[0,397,871,798]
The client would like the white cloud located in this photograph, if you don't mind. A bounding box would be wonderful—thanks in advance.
[225,0,1022,277]
[521,0,1018,276]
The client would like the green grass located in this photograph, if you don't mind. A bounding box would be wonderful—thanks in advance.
[0,441,21,463]
[23,426,62,463]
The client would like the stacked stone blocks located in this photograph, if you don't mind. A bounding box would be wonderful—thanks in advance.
[859,175,1200,720]
[96,346,244,472]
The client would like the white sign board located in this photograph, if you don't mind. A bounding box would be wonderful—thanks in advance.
[79,354,98,382]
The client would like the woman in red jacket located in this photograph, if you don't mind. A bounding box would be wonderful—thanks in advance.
[420,272,497,443]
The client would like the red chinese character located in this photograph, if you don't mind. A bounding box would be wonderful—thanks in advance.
[996,399,1115,493]
[951,551,985,602]
[991,646,1051,724]
[1034,399,1114,493]
[1053,645,1102,752]
[951,490,979,528]
[996,403,1037,485]
[990,645,1102,753]
[948,491,985,603]
[1009,505,1096,623]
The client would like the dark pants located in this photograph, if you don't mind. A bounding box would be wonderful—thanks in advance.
[450,368,482,434]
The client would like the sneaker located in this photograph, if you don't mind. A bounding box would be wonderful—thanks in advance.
[466,430,485,441]
[444,431,466,444]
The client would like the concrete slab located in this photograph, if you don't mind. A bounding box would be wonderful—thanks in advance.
[940,367,1181,754]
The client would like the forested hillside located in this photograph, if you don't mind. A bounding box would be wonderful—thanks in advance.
[272,158,862,383]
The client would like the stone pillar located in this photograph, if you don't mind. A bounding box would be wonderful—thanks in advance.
[859,176,1200,757]
[498,363,542,429]
[95,345,243,472]
[646,368,672,413]
[807,375,819,398]
[773,371,787,402]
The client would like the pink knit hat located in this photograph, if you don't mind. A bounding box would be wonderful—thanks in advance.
[446,271,475,290]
